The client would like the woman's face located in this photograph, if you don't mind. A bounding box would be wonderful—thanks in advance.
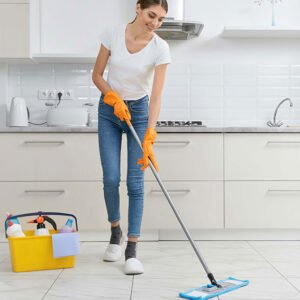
[136,4,167,32]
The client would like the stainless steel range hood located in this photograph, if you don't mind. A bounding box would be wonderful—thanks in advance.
[154,0,204,40]
[155,18,204,40]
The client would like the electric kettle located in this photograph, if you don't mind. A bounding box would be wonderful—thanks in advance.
[9,97,29,126]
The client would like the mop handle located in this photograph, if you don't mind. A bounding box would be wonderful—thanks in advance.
[126,119,213,277]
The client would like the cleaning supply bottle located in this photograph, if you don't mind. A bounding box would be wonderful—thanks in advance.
[58,218,74,233]
[6,221,25,237]
[5,212,20,231]
[28,215,57,236]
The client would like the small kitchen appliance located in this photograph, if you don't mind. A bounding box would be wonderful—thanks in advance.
[8,97,29,127]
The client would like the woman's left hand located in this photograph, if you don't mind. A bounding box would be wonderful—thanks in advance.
[137,128,159,172]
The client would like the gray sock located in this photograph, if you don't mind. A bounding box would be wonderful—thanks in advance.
[110,225,122,245]
[125,241,137,260]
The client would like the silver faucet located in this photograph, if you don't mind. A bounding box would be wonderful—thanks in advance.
[266,97,293,127]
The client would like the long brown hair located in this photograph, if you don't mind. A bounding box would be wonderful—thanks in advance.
[131,0,168,23]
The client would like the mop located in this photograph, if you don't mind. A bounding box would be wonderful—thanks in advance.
[125,118,249,300]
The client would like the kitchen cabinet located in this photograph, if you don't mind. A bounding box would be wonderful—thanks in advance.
[224,133,300,229]
[36,0,136,55]
[0,1,30,58]
[225,133,300,180]
[143,181,223,230]
[225,181,300,228]
[0,133,103,181]
[146,133,223,181]
[0,132,223,235]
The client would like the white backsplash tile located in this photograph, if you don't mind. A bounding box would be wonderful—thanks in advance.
[190,64,221,75]
[290,76,300,86]
[190,97,223,109]
[290,88,300,97]
[291,65,300,76]
[190,109,223,122]
[159,109,190,120]
[224,86,257,97]
[257,65,289,76]
[165,74,189,86]
[190,75,222,87]
[258,87,289,97]
[190,86,223,97]
[223,97,256,109]
[161,96,189,109]
[257,76,290,87]
[223,75,256,86]
[6,63,300,126]
[223,64,256,75]
[163,86,189,97]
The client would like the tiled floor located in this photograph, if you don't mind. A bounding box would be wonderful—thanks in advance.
[0,240,300,299]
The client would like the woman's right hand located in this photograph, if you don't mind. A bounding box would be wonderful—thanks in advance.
[103,90,131,122]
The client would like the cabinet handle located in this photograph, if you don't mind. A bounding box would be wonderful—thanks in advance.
[155,141,190,146]
[24,190,65,195]
[267,141,300,145]
[150,189,191,194]
[268,189,300,193]
[24,141,65,145]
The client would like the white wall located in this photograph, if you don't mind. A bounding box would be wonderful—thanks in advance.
[2,0,300,127]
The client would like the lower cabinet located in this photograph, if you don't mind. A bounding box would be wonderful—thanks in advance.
[142,181,224,230]
[0,181,108,231]
[225,181,300,229]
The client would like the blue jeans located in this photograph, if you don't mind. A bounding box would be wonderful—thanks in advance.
[98,94,149,237]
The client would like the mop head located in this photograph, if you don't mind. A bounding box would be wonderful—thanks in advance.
[179,277,249,300]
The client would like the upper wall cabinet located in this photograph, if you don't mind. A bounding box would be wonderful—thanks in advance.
[34,0,136,57]
[0,1,30,58]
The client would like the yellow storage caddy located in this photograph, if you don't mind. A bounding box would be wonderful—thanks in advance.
[5,211,79,272]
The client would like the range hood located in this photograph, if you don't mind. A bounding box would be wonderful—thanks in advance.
[155,19,204,40]
[155,0,204,40]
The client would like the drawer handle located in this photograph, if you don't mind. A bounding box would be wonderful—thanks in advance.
[150,189,191,194]
[156,141,190,146]
[268,189,300,193]
[24,190,65,195]
[267,141,300,145]
[24,141,65,145]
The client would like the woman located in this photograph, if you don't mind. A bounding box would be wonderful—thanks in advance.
[92,0,170,275]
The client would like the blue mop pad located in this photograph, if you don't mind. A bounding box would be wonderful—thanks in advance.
[179,277,249,300]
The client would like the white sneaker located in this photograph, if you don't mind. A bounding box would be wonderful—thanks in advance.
[103,244,122,262]
[124,258,144,275]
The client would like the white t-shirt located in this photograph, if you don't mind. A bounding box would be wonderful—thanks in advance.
[100,24,171,100]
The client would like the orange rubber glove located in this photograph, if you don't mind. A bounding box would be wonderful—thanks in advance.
[137,128,159,172]
[103,90,131,122]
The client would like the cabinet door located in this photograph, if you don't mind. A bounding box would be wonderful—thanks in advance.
[225,181,300,228]
[225,133,300,180]
[0,3,30,58]
[142,181,224,230]
[39,0,136,54]
[144,133,223,181]
[0,133,104,181]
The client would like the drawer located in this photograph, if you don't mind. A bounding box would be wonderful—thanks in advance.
[142,181,224,229]
[143,133,223,181]
[0,181,130,232]
[0,133,103,181]
[225,133,300,180]
[225,181,300,228]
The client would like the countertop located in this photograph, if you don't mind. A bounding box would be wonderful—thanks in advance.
[2,126,300,133]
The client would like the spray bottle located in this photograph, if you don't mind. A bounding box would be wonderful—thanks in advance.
[6,220,25,237]
[28,215,57,236]
[5,212,20,231]
[58,218,74,233]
